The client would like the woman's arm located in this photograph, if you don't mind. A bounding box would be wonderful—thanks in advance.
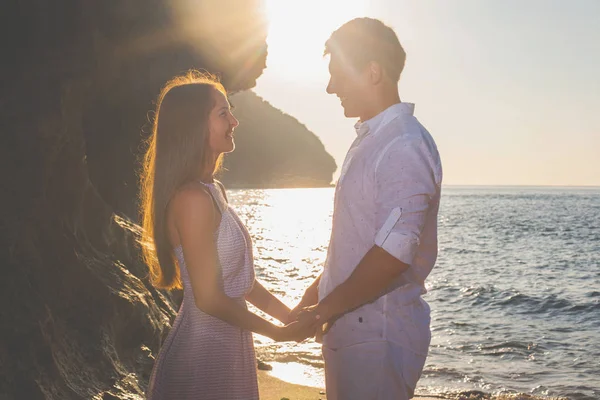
[173,186,307,341]
[245,280,291,324]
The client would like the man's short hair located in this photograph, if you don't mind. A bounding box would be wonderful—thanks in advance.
[324,18,406,82]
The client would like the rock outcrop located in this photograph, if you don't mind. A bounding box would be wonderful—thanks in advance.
[222,91,337,188]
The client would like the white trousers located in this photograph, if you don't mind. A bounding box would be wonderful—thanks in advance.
[323,341,426,400]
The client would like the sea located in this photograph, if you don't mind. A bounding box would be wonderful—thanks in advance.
[227,186,600,400]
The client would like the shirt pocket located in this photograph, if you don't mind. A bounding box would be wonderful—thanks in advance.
[386,297,431,356]
[325,305,385,350]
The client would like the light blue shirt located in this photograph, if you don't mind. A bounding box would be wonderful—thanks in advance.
[318,102,443,354]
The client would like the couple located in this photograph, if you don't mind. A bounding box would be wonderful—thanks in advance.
[141,18,442,400]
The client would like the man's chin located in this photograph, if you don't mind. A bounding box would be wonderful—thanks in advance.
[343,107,359,118]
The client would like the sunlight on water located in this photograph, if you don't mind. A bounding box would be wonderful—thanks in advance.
[229,188,333,386]
[231,187,333,302]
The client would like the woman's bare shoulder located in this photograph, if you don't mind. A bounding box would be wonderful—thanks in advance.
[169,182,214,221]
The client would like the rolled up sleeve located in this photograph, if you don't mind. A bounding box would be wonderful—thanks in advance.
[373,136,438,266]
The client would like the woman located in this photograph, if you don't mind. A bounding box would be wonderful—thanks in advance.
[140,71,311,399]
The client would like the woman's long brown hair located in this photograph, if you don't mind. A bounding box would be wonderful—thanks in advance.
[139,71,226,290]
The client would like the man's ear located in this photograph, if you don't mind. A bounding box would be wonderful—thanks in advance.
[369,61,383,85]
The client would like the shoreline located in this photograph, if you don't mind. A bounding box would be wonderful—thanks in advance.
[258,370,573,400]
[258,371,444,400]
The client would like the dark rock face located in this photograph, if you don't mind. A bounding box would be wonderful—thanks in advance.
[0,1,267,398]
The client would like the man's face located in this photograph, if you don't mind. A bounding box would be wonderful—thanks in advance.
[326,52,370,119]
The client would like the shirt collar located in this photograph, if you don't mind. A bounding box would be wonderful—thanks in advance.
[354,102,415,137]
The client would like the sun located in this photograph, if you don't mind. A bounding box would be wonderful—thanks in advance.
[263,0,370,80]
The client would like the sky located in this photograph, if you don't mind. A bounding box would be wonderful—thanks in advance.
[254,0,600,186]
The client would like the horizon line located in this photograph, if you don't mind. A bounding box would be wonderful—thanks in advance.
[442,184,600,188]
[227,183,600,190]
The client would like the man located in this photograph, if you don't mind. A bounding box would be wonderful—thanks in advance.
[292,18,443,399]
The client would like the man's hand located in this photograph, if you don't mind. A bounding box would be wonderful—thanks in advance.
[289,297,314,322]
[292,304,326,341]
[289,275,322,322]
[295,305,321,324]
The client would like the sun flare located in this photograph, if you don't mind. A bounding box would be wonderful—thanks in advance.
[263,0,370,80]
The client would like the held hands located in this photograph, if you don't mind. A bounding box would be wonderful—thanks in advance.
[272,284,325,343]
[288,298,310,323]
[289,281,319,322]
[274,304,323,343]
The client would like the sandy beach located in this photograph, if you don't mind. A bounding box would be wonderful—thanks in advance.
[258,370,325,400]
[257,371,444,400]
[258,370,576,400]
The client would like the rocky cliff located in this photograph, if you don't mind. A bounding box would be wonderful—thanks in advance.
[0,1,268,398]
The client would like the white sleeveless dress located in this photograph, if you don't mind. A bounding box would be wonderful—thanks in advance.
[147,182,259,399]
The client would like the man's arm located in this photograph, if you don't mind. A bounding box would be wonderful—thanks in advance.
[312,136,438,324]
[312,246,407,322]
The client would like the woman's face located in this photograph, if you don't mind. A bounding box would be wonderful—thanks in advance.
[207,89,239,155]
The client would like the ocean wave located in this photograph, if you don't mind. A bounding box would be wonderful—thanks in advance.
[450,286,598,316]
